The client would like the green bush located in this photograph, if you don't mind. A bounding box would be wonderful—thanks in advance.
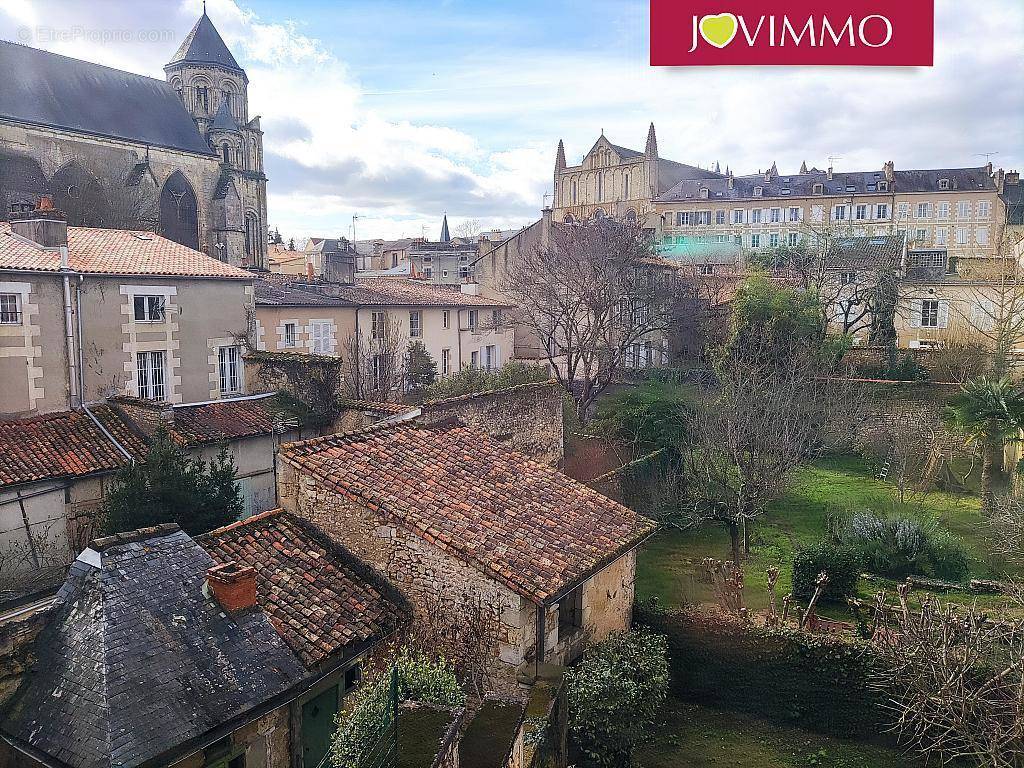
[591,383,689,454]
[422,361,549,400]
[564,628,668,768]
[830,510,969,582]
[791,541,861,603]
[330,650,465,768]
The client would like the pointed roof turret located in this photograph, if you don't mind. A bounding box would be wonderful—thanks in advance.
[644,122,658,159]
[768,161,778,176]
[210,98,240,132]
[167,12,244,74]
[714,160,721,174]
[799,160,809,174]
[555,139,566,172]
[439,214,451,243]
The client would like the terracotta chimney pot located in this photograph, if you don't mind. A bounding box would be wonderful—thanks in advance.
[206,561,258,613]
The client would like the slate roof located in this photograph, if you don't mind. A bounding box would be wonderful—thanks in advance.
[656,166,996,203]
[253,275,513,308]
[0,407,146,488]
[827,234,905,271]
[1,526,307,768]
[0,41,213,156]
[0,224,252,278]
[210,99,241,132]
[278,423,656,603]
[167,13,244,74]
[200,510,408,667]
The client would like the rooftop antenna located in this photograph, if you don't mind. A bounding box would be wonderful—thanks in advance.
[542,192,552,208]
[827,155,843,169]
[976,152,1000,162]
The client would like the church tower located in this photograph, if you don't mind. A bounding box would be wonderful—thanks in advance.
[164,10,267,269]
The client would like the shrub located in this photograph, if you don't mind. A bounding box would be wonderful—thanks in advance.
[330,650,465,768]
[791,541,862,603]
[830,510,969,582]
[422,361,549,400]
[591,382,689,455]
[564,628,668,768]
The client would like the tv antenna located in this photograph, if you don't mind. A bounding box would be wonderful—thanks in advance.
[975,152,1000,163]
[827,155,843,169]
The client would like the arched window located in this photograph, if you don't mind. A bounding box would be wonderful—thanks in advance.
[597,173,604,202]
[564,214,575,224]
[158,171,199,250]
[221,143,231,165]
[251,138,260,171]
[571,180,578,205]
[624,173,630,199]
[625,209,637,222]
[192,77,211,113]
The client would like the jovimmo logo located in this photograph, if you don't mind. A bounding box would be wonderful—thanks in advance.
[650,0,934,66]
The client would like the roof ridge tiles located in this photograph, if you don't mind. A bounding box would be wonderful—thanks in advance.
[88,523,182,552]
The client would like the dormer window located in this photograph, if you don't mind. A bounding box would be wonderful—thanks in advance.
[877,181,888,192]
[753,186,763,197]
[938,179,949,190]
[813,183,824,194]
[699,188,710,199]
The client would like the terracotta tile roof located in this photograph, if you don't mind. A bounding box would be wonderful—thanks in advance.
[279,423,656,603]
[0,406,146,488]
[337,398,418,416]
[200,510,408,667]
[0,224,252,278]
[254,274,513,308]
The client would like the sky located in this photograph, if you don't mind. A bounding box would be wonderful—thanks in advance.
[0,0,1021,243]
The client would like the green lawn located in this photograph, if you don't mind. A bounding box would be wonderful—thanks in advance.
[637,700,919,768]
[635,454,1020,616]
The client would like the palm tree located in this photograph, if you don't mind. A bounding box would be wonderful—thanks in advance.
[944,377,1024,514]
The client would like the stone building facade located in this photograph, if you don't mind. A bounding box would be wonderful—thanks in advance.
[0,11,267,268]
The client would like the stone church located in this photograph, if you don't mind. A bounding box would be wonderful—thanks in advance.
[0,10,267,269]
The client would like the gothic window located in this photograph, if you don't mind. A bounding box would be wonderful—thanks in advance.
[597,173,603,202]
[251,139,260,171]
[221,90,232,114]
[222,143,231,165]
[158,171,199,250]
[571,180,578,205]
[624,173,630,199]
[49,162,108,226]
[245,212,262,267]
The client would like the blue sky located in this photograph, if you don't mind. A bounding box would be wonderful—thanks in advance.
[1,0,1021,242]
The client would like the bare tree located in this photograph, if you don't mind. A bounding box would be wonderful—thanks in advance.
[341,313,408,402]
[60,155,160,231]
[454,218,482,240]
[0,519,70,600]
[499,217,673,423]
[870,585,1024,767]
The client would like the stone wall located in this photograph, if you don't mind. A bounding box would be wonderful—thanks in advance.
[173,706,291,768]
[419,382,564,466]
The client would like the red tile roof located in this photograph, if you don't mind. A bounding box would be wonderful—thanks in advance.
[279,423,655,603]
[200,509,408,667]
[0,224,252,278]
[0,406,146,488]
[109,394,294,446]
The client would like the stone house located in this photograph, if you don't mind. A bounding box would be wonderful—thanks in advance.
[0,204,255,417]
[276,420,656,693]
[0,512,407,768]
[253,275,515,380]
[0,10,268,267]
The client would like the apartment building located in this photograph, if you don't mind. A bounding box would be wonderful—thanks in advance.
[0,203,254,418]
[654,162,1006,275]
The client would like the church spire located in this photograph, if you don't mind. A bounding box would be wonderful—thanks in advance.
[714,160,721,174]
[799,160,809,174]
[439,214,451,243]
[555,139,566,173]
[644,122,658,159]
[167,11,243,73]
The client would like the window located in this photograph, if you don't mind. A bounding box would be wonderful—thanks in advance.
[624,174,630,198]
[978,201,991,218]
[558,583,584,637]
[311,321,333,354]
[770,208,782,223]
[442,270,449,278]
[485,345,498,371]
[957,200,971,218]
[733,235,743,245]
[137,351,166,401]
[855,204,868,220]
[0,293,21,324]
[877,181,888,192]
[371,312,386,340]
[897,202,909,219]
[812,183,824,195]
[282,322,297,348]
[914,228,928,243]
[920,300,939,328]
[133,295,165,322]
[442,310,450,329]
[753,186,763,197]
[715,210,726,224]
[937,202,949,219]
[470,350,479,369]
[840,272,857,285]
[467,310,478,331]
[344,664,361,693]
[492,309,501,328]
[698,264,715,276]
[732,209,744,224]
[876,204,889,219]
[787,232,799,247]
[769,233,779,248]
[935,228,948,246]
[750,234,761,248]
[788,207,800,222]
[424,267,433,278]
[196,85,209,112]
[458,265,471,279]
[833,205,847,221]
[938,178,950,190]
[409,311,422,338]
[441,348,451,376]
[956,227,969,245]
[371,354,384,390]
[977,228,990,246]
[750,209,762,224]
[218,345,242,395]
[916,202,932,218]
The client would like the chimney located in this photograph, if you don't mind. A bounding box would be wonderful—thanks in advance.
[883,161,895,183]
[541,205,553,249]
[727,169,734,190]
[206,561,258,613]
[1005,170,1020,187]
[826,166,834,181]
[10,196,68,250]
[994,168,1006,193]
[306,260,315,280]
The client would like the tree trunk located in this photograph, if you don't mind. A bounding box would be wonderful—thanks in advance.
[981,442,996,515]
[742,517,751,556]
[728,521,741,565]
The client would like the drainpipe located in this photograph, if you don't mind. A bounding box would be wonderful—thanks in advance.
[535,604,546,680]
[456,309,463,370]
[353,307,361,398]
[60,245,79,408]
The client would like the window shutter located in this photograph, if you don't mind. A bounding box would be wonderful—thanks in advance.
[938,300,950,329]
[909,300,921,328]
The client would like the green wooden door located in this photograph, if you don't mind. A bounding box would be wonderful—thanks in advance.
[302,684,340,768]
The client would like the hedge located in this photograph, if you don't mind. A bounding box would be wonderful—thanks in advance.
[634,604,890,742]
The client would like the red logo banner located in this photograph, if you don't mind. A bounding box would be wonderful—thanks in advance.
[651,0,934,66]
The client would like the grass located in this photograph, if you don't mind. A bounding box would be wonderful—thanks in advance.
[637,700,920,768]
[635,454,1022,617]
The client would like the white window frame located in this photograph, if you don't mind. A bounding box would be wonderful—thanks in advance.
[133,295,166,322]
[409,310,422,338]
[441,348,451,376]
[371,312,386,341]
[876,204,889,219]
[484,344,498,371]
[467,310,478,331]
[920,299,940,328]
[978,201,991,218]
[218,345,243,395]
[137,350,167,401]
[956,227,969,245]
[0,293,21,325]
[311,321,333,354]
[732,209,744,224]
[442,310,450,329]
[956,200,971,218]
[788,207,800,222]
[282,322,297,348]
[916,202,932,218]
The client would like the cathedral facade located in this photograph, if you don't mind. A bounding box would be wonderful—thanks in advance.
[0,11,267,269]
